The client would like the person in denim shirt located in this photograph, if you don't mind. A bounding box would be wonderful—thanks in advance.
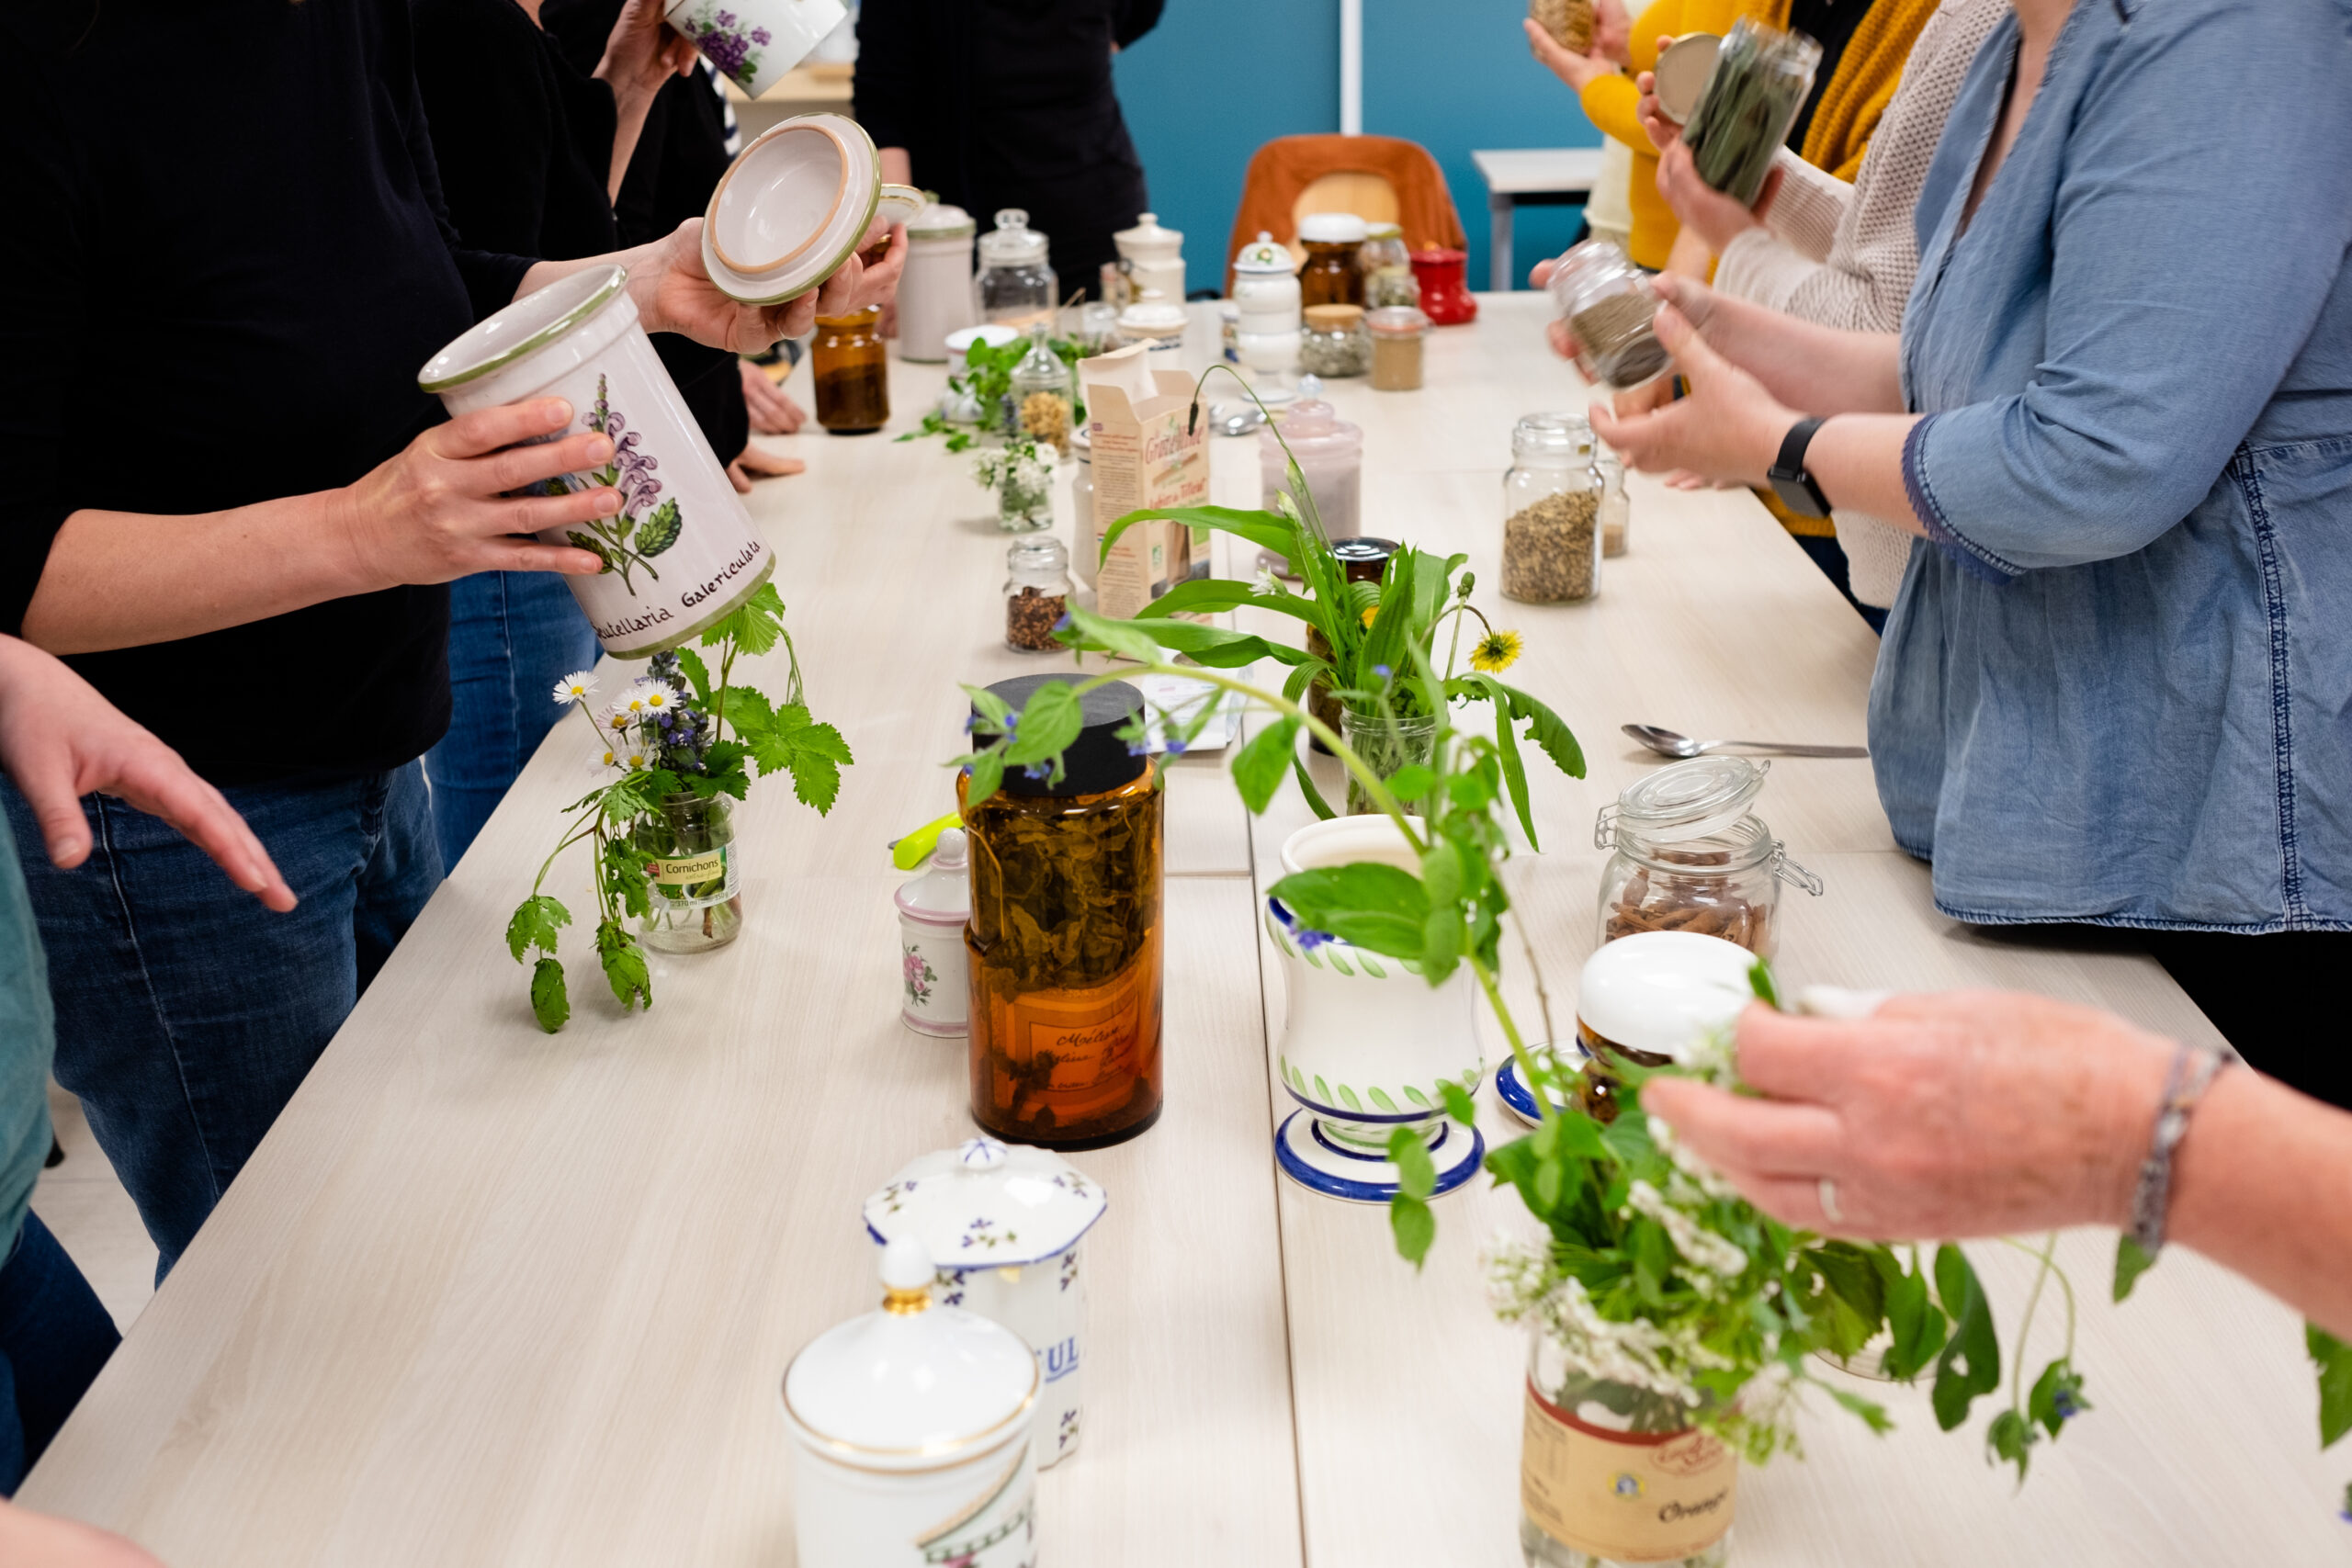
[1593,0,2352,1106]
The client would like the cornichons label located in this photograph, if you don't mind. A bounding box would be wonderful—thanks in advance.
[648,846,734,907]
[1521,1379,1736,1563]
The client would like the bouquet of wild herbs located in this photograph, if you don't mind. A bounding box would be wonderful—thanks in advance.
[899,333,1087,452]
[505,584,852,1032]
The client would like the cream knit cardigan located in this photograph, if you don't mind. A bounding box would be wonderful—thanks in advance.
[1713,0,2007,608]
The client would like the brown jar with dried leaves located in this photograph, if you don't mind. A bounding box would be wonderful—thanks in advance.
[1593,756,1822,962]
[962,675,1164,1148]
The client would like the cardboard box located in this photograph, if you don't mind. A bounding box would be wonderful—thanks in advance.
[1080,346,1210,620]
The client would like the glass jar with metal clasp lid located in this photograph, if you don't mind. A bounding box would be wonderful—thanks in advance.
[1593,755,1822,961]
[978,208,1057,331]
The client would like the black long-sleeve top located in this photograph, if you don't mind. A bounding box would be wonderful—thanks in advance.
[853,0,1162,293]
[0,0,535,784]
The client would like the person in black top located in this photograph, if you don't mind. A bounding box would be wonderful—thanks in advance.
[0,0,901,1276]
[854,0,1164,297]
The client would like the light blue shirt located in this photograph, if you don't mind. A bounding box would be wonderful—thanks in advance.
[1,814,54,1254]
[1878,0,2352,931]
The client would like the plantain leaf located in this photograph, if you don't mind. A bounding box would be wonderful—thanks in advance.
[1230,715,1300,814]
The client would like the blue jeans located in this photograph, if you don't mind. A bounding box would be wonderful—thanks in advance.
[2,765,442,1279]
[424,570,598,868]
[0,1213,119,1494]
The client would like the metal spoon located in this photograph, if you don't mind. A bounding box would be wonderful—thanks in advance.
[1623,724,1869,760]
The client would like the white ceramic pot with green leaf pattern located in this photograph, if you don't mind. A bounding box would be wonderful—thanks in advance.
[1268,817,1486,1202]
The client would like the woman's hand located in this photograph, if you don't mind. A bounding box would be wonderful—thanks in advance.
[0,637,294,911]
[739,360,807,433]
[593,0,695,110]
[634,219,910,353]
[0,1501,164,1568]
[1634,70,1679,152]
[1656,141,1781,254]
[1642,992,2170,1240]
[1592,0,1634,64]
[334,397,614,586]
[726,442,806,493]
[1523,17,1618,93]
[1589,296,1792,485]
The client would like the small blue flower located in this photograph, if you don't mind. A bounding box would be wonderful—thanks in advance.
[963,714,978,733]
[1164,738,1188,757]
[1023,762,1051,780]
[1053,613,1073,632]
[1295,928,1333,951]
[2051,1388,2083,1423]
[1373,663,1392,680]
[1126,739,1151,756]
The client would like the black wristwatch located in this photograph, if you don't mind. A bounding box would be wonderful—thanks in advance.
[1768,417,1833,519]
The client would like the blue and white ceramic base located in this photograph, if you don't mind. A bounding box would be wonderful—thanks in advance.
[1274,1111,1486,1203]
[1497,1055,1575,1128]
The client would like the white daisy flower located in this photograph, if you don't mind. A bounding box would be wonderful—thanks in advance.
[550,671,599,705]
[602,706,634,734]
[635,681,674,711]
[621,749,650,771]
[614,688,652,716]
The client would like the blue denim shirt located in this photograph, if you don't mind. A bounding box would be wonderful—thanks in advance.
[1878,0,2352,931]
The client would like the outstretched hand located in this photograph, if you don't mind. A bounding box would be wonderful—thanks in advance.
[638,220,910,353]
[0,637,294,910]
[1589,288,1790,486]
[1655,141,1781,254]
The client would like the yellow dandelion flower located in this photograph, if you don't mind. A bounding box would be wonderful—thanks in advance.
[1470,629,1524,673]
[1361,605,1378,629]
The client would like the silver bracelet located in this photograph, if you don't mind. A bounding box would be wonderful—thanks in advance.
[2128,1042,2226,1257]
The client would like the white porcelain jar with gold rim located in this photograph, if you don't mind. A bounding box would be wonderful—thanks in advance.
[782,1237,1040,1567]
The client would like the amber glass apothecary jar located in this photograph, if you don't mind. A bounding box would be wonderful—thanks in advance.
[963,675,1164,1148]
[1297,212,1368,307]
[811,306,889,434]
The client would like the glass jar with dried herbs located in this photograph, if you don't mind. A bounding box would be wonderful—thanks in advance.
[811,305,889,434]
[1502,413,1602,604]
[1679,18,1824,206]
[1358,221,1418,308]
[1545,241,1670,392]
[1592,755,1822,960]
[1300,304,1372,378]
[962,676,1164,1149]
[1004,534,1072,653]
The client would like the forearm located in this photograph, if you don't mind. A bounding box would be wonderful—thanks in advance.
[22,493,374,654]
[2168,1068,2352,1340]
[879,147,911,186]
[1698,293,1905,413]
[1804,415,1925,535]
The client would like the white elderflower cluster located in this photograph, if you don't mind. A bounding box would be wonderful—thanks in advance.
[1624,1179,1750,1280]
[1484,1235,1731,1409]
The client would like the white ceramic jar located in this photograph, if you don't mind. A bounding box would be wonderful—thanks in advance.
[865,1137,1106,1469]
[899,198,978,363]
[419,266,774,658]
[1268,817,1485,1201]
[1113,210,1186,307]
[783,1237,1039,1568]
[897,829,970,1035]
[666,0,843,97]
[1231,231,1303,333]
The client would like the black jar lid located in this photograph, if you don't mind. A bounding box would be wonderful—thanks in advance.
[977,674,1148,797]
[1330,536,1401,584]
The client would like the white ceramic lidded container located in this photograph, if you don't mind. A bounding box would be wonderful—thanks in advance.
[1498,929,1758,1126]
[897,829,971,1035]
[899,197,979,362]
[1268,817,1486,1201]
[783,1237,1040,1568]
[419,265,774,657]
[699,113,923,306]
[1113,210,1186,306]
[666,0,843,99]
[1232,231,1303,389]
[865,1136,1106,1469]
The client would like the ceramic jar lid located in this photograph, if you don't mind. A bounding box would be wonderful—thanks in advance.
[1233,231,1293,275]
[1261,392,1362,462]
[1608,755,1770,846]
[978,209,1049,266]
[417,265,629,393]
[865,1136,1107,1269]
[1576,931,1758,1062]
[1117,299,1189,337]
[1298,212,1370,244]
[703,113,886,305]
[1114,210,1183,261]
[907,195,977,241]
[894,829,969,926]
[782,1237,1038,1467]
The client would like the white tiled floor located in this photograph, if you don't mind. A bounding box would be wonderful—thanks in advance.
[31,1083,158,1333]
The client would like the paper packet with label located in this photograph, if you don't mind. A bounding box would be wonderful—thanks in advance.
[1080,344,1210,622]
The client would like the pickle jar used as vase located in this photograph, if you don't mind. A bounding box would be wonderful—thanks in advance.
[961,675,1163,1149]
[1521,1327,1736,1568]
[864,1135,1107,1468]
[1268,816,1484,1201]
[634,792,741,953]
[782,1237,1040,1568]
[1338,705,1441,817]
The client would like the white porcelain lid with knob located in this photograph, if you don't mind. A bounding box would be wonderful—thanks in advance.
[1576,931,1758,1062]
[1114,211,1183,262]
[1297,212,1370,244]
[1234,231,1294,275]
[865,1136,1107,1268]
[893,829,969,926]
[782,1236,1038,1466]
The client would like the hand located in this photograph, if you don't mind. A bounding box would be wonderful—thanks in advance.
[1523,17,1617,92]
[1589,295,1791,485]
[1593,0,1634,63]
[1635,71,1679,150]
[0,1501,164,1568]
[0,637,293,911]
[592,0,695,111]
[1529,258,1584,363]
[1656,141,1780,254]
[634,219,910,354]
[334,399,614,588]
[738,360,807,433]
[726,442,806,493]
[1642,992,2171,1240]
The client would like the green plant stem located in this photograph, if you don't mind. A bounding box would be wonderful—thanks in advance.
[1469,953,1553,1123]
[1437,602,1493,683]
[2010,1232,2058,1414]
[1996,1233,2078,1360]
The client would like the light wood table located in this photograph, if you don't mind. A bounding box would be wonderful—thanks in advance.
[25,299,2344,1565]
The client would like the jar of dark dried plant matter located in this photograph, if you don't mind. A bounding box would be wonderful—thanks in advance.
[1593,755,1823,962]
[1003,535,1071,653]
[962,676,1163,1148]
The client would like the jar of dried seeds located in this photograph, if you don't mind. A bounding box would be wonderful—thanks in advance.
[1004,535,1072,653]
[1299,304,1371,378]
[1501,413,1602,604]
[1544,240,1670,391]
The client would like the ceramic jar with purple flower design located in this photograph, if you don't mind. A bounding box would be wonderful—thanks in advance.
[419,265,775,659]
[665,0,844,96]
[864,1137,1106,1469]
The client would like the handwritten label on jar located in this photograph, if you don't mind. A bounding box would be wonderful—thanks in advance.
[1024,995,1142,1095]
[1521,1380,1736,1563]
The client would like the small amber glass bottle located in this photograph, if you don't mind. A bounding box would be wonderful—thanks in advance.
[962,675,1164,1148]
[810,306,889,434]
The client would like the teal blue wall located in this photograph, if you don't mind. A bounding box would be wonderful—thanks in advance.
[1112,1,1600,297]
